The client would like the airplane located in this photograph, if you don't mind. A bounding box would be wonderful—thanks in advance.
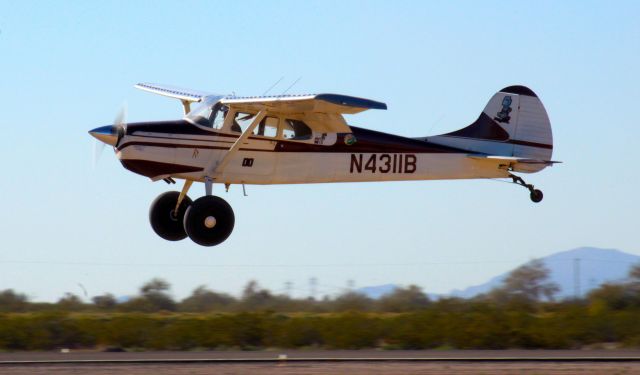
[89,83,558,247]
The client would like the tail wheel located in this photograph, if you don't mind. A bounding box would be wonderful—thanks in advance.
[530,189,544,203]
[184,196,235,247]
[149,191,192,241]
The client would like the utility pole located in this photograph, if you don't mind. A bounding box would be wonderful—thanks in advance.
[284,281,293,297]
[347,279,355,291]
[309,277,317,299]
[573,258,581,299]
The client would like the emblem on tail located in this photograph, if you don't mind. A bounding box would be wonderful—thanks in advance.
[494,96,513,124]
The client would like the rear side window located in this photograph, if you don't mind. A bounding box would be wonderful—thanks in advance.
[253,116,278,137]
[282,119,312,140]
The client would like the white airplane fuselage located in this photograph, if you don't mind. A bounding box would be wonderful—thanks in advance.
[116,120,513,186]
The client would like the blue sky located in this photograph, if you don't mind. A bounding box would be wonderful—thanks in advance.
[0,1,638,301]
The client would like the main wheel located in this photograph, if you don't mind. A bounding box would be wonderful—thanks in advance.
[530,189,544,203]
[183,196,235,247]
[149,191,192,241]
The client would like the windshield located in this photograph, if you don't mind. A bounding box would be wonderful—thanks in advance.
[186,96,226,128]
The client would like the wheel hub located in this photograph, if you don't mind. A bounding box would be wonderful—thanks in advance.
[204,216,217,229]
[169,210,178,221]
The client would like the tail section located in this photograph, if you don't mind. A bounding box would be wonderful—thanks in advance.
[425,85,553,172]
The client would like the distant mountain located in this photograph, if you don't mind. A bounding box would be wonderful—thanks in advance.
[449,247,640,299]
[356,248,640,300]
[116,295,132,303]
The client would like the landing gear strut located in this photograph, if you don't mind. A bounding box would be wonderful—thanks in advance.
[509,173,543,203]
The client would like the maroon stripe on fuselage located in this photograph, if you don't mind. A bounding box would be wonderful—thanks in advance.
[120,159,202,178]
[132,134,236,144]
[274,127,467,154]
[507,139,553,149]
[118,141,268,153]
[120,124,470,154]
[119,141,228,151]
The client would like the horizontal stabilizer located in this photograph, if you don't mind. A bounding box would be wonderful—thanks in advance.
[468,155,560,164]
[468,155,560,172]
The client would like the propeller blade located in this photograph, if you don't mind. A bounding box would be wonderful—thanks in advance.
[114,103,127,130]
[114,103,127,147]
[92,139,106,169]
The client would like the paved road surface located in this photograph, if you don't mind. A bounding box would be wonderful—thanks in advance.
[1,362,640,375]
[2,350,640,375]
[1,349,640,361]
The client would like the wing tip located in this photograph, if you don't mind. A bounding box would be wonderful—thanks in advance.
[316,93,387,110]
[133,83,207,101]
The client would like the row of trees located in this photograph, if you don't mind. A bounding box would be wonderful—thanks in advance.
[0,280,432,313]
[3,260,640,313]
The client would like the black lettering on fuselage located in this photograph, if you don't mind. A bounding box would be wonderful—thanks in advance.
[405,154,416,173]
[349,154,417,174]
[242,158,254,167]
[364,155,376,173]
[350,154,363,173]
[379,154,391,173]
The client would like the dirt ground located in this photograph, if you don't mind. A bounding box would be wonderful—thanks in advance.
[2,362,640,375]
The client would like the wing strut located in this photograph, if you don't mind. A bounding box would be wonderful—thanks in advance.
[205,110,267,177]
[181,101,191,115]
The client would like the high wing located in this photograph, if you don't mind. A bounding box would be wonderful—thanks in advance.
[134,84,387,132]
[134,83,221,114]
[221,93,386,114]
[221,93,387,133]
[134,82,214,102]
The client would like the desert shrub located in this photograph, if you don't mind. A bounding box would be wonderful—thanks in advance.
[319,312,382,349]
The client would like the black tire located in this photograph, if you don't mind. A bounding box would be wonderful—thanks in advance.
[184,196,235,247]
[530,189,544,203]
[149,191,192,241]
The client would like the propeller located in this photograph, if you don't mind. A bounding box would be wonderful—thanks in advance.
[91,104,127,168]
[113,103,127,147]
[92,140,105,169]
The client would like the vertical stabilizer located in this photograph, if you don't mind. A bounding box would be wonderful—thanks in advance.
[424,85,553,172]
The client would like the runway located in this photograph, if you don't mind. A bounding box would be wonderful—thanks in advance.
[1,350,640,374]
[2,349,640,362]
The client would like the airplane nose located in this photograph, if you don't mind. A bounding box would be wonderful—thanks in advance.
[89,125,118,146]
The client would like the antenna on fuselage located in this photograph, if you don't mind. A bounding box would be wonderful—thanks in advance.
[427,113,446,136]
[262,76,285,96]
[281,76,302,95]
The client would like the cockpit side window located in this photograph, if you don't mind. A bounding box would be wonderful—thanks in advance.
[188,101,227,130]
[231,112,255,133]
[282,119,312,140]
[230,113,279,138]
[210,103,228,129]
